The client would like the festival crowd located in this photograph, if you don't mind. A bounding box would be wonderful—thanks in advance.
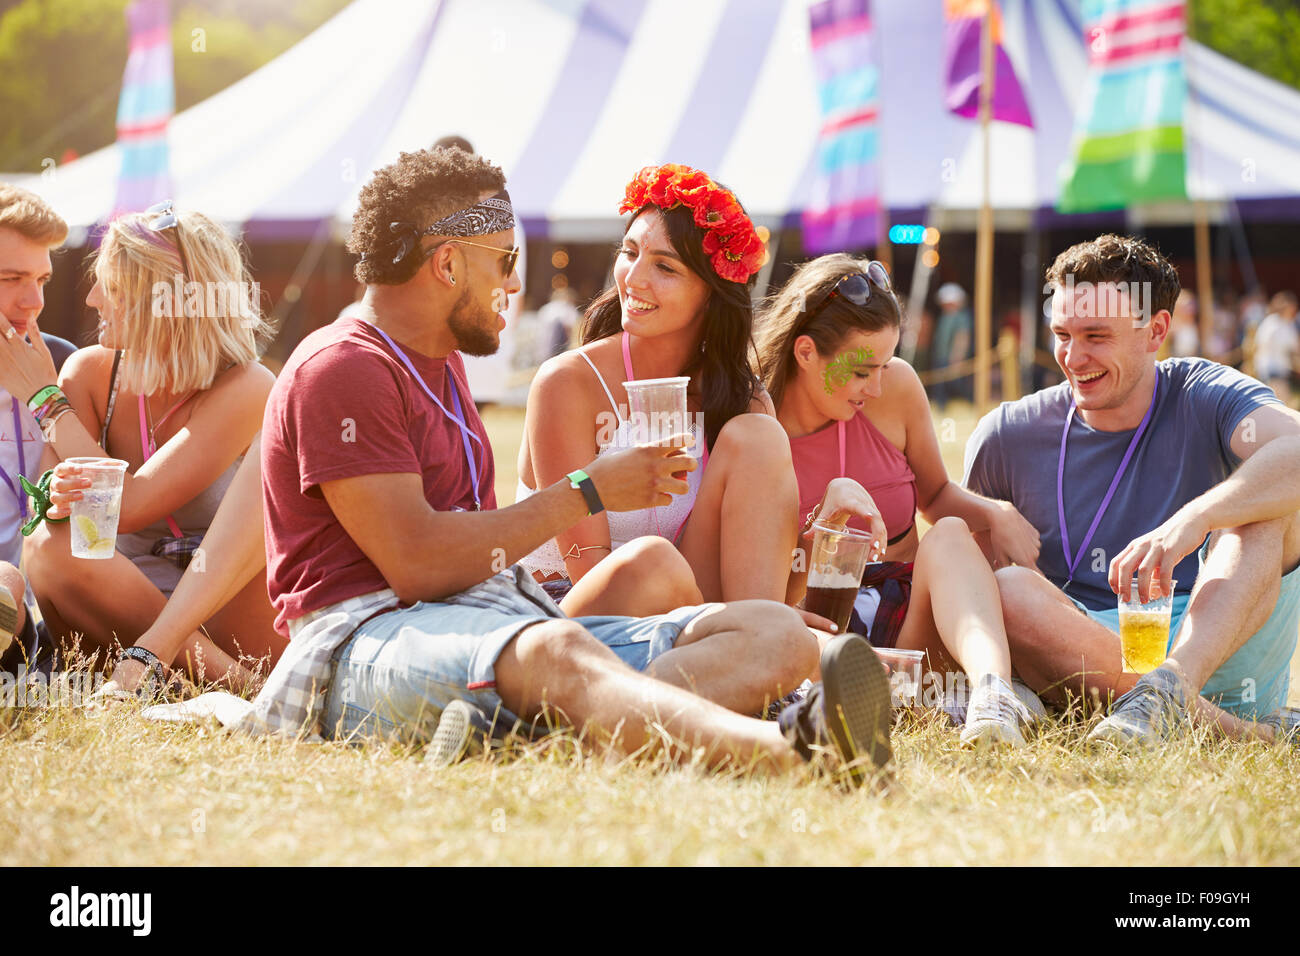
[0,146,1297,785]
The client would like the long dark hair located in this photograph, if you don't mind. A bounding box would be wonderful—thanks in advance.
[580,203,759,451]
[754,254,902,411]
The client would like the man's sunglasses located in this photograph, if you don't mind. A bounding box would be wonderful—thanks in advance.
[146,199,193,285]
[425,237,520,277]
[802,260,892,325]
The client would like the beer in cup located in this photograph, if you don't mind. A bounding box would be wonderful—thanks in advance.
[804,521,875,635]
[1118,576,1177,674]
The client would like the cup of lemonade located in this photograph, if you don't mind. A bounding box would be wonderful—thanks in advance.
[66,457,128,560]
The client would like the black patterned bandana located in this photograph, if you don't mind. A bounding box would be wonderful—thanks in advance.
[364,189,516,264]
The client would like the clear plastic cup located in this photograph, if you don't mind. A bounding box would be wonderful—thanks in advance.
[623,377,693,453]
[873,647,925,708]
[66,457,128,560]
[804,521,875,635]
[1118,576,1178,674]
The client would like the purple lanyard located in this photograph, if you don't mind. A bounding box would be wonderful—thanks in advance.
[367,324,483,511]
[0,399,29,520]
[1056,376,1159,587]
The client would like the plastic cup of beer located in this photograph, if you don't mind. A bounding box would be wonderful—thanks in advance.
[66,457,128,560]
[873,647,925,708]
[1118,576,1177,674]
[804,521,875,635]
[623,377,693,454]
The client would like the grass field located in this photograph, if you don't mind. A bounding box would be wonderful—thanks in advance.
[2,404,1297,867]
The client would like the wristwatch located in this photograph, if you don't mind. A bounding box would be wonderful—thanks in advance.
[566,469,604,516]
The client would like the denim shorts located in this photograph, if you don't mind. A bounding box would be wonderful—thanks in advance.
[1070,542,1300,718]
[321,599,714,744]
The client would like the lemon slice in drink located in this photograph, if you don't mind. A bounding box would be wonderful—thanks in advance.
[87,537,115,557]
[74,515,101,543]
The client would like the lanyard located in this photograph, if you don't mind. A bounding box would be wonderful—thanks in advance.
[367,323,483,511]
[0,399,30,520]
[1056,376,1159,587]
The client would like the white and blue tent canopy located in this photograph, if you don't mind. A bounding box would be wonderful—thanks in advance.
[12,0,1300,239]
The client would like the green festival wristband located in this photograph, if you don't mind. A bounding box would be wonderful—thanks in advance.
[26,385,61,413]
[566,469,604,516]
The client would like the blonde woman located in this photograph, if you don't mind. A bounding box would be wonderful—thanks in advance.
[0,201,281,687]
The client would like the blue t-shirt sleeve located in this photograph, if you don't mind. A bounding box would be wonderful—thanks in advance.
[1181,361,1281,466]
[962,407,1009,500]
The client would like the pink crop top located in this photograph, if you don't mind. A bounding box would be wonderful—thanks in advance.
[790,411,918,545]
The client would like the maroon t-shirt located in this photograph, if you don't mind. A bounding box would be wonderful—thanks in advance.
[262,317,497,634]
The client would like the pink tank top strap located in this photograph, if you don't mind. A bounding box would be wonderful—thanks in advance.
[838,420,846,476]
[621,331,635,381]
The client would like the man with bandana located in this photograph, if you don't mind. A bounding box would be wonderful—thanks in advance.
[249,148,894,781]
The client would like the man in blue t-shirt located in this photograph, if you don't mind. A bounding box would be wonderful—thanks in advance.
[964,234,1300,747]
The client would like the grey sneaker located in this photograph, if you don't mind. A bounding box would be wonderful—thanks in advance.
[960,674,1034,747]
[778,634,893,785]
[1011,677,1048,724]
[423,700,487,768]
[1259,706,1300,747]
[1086,666,1189,750]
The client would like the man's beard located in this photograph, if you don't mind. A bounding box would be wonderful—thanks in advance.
[447,287,500,357]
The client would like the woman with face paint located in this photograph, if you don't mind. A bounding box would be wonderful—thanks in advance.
[756,254,1046,745]
[517,164,803,613]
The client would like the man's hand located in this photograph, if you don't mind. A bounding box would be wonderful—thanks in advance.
[583,434,697,513]
[0,311,58,405]
[1109,504,1209,602]
[987,498,1041,570]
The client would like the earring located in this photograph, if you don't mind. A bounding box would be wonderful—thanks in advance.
[450,276,456,285]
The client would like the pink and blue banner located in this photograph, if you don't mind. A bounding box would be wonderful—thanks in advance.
[1057,0,1187,211]
[943,0,1034,128]
[112,0,173,218]
[802,0,879,255]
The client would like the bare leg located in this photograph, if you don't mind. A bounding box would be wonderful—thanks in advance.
[493,619,801,773]
[560,536,703,618]
[0,562,26,637]
[1163,514,1298,691]
[24,517,242,682]
[645,601,818,714]
[994,565,1268,739]
[894,517,1012,683]
[676,414,799,604]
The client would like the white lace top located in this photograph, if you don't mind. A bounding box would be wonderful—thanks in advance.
[517,351,704,577]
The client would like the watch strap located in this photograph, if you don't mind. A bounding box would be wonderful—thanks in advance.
[566,469,604,516]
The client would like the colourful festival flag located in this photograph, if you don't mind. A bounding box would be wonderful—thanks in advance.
[943,0,1034,128]
[1057,0,1188,212]
[112,0,174,218]
[802,0,880,255]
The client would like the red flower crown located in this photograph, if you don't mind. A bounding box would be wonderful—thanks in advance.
[618,163,765,284]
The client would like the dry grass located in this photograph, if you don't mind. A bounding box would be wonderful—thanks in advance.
[2,402,1297,866]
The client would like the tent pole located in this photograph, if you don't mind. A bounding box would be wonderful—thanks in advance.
[1194,200,1213,359]
[974,5,995,409]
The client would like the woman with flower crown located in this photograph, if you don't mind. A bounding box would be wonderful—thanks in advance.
[516,164,801,609]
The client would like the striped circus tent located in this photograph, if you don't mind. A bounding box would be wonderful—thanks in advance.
[11,0,1300,240]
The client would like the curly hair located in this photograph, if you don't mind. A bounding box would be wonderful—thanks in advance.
[348,148,507,285]
[580,202,760,452]
[1045,234,1181,319]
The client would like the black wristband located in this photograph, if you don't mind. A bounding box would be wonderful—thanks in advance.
[119,645,165,694]
[566,469,604,516]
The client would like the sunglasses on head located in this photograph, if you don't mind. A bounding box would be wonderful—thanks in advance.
[145,199,193,286]
[803,260,892,325]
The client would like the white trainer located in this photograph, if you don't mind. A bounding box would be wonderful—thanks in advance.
[960,674,1034,747]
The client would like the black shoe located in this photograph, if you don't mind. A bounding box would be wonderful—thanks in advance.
[778,634,893,785]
